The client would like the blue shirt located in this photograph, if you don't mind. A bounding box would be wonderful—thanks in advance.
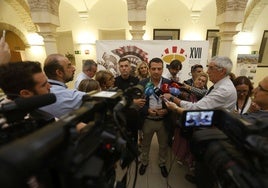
[41,79,86,118]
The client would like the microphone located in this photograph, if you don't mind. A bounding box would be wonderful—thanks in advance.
[145,82,154,97]
[0,93,56,113]
[169,87,181,96]
[153,87,163,97]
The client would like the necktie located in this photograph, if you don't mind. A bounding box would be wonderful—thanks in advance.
[206,85,214,95]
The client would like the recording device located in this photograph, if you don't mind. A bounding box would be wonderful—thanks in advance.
[0,94,57,146]
[181,109,220,128]
[182,109,268,188]
[0,93,56,123]
[0,87,142,188]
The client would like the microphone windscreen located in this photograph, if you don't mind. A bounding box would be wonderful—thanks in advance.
[145,87,154,97]
[161,83,170,93]
[145,82,153,89]
[14,93,56,111]
[170,82,181,89]
[154,87,163,97]
[169,88,181,96]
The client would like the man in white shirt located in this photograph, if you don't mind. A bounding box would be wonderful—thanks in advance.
[164,56,237,112]
[74,59,97,89]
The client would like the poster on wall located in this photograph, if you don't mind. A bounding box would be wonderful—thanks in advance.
[236,54,258,82]
[96,40,209,82]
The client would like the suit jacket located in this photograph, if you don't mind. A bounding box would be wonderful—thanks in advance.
[139,77,171,118]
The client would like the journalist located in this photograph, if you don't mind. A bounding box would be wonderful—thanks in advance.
[164,56,237,113]
[41,54,86,118]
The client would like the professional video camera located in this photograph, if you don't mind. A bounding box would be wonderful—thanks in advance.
[180,109,268,188]
[0,85,144,188]
[0,94,56,146]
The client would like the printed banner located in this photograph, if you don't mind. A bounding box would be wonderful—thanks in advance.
[96,40,209,82]
[236,54,258,82]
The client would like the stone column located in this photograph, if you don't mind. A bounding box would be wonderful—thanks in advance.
[127,0,147,40]
[28,0,60,56]
[217,22,239,57]
[36,23,58,55]
[129,21,146,40]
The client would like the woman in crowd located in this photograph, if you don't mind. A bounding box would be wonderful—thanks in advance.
[135,61,150,81]
[95,70,115,91]
[233,76,253,114]
[78,79,100,92]
[171,72,208,175]
[180,72,208,102]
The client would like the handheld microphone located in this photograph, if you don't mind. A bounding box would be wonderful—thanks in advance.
[145,82,154,97]
[0,93,56,113]
[153,87,163,97]
[169,87,181,96]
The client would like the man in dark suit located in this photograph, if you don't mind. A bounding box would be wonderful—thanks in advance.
[138,57,171,178]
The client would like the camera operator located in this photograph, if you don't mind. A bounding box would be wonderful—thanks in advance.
[0,61,56,187]
[0,61,54,122]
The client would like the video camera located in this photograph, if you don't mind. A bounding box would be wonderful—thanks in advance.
[0,85,144,188]
[181,109,268,188]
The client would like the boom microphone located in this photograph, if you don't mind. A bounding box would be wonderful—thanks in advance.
[0,93,56,113]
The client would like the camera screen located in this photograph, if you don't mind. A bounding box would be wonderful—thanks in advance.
[184,110,214,127]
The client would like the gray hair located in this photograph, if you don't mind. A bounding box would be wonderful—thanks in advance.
[82,59,97,71]
[210,56,233,75]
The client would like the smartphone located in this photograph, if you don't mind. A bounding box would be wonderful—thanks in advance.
[162,97,169,102]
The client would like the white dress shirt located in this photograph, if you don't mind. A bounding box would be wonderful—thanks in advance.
[180,76,237,111]
[74,72,90,89]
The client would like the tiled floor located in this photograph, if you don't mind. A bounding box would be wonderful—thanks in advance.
[116,134,197,188]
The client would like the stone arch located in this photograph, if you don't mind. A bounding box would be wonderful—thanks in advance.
[0,22,29,47]
[4,0,36,32]
[242,0,267,31]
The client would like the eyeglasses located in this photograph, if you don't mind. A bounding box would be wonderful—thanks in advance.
[257,84,268,92]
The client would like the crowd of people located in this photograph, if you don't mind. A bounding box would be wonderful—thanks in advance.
[1,32,268,187]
